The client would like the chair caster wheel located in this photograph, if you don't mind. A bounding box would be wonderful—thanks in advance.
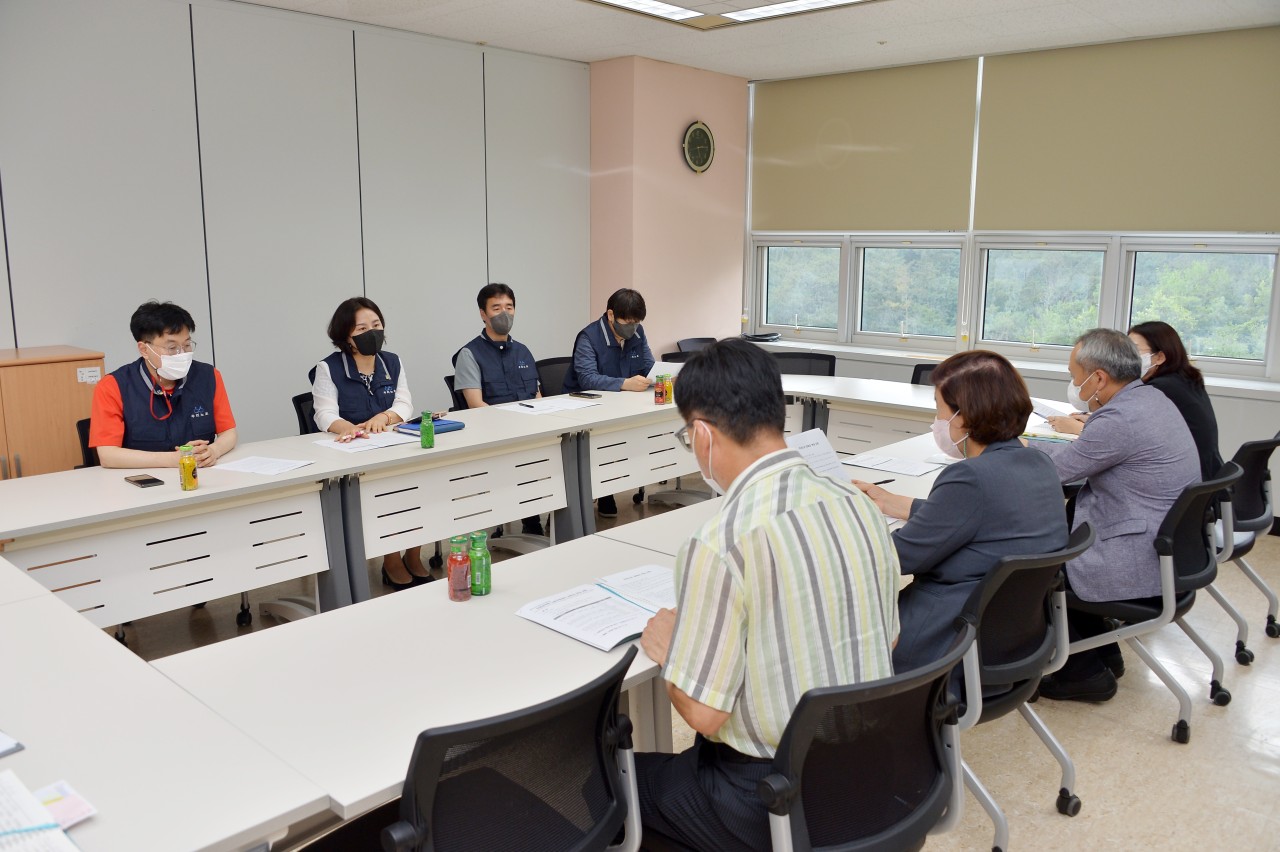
[1210,683,1231,706]
[1266,618,1280,639]
[1235,646,1254,665]
[236,609,253,627]
[1055,791,1081,816]
[1172,720,1190,744]
[428,555,443,569]
[632,492,644,504]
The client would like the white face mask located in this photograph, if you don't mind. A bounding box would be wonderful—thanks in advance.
[930,410,968,460]
[1139,353,1153,375]
[147,345,194,381]
[1066,371,1100,413]
[695,421,725,496]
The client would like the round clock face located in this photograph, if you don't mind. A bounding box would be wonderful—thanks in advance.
[683,121,714,173]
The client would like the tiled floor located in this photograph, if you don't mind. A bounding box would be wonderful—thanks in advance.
[116,500,1280,850]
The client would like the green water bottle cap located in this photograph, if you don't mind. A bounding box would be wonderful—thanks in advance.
[179,444,193,453]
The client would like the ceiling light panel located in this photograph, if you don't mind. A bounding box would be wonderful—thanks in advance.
[594,0,704,20]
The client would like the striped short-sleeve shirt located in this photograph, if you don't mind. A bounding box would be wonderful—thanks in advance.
[663,448,900,759]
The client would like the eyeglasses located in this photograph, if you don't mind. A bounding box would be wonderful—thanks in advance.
[674,420,717,451]
[150,340,196,357]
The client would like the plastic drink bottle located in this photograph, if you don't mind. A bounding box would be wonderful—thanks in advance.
[446,536,471,602]
[469,530,492,596]
[178,444,198,491]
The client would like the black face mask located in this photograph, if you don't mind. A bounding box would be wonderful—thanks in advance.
[614,321,638,340]
[352,328,385,356]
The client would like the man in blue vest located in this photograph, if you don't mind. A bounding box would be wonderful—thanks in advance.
[90,300,238,469]
[454,283,545,535]
[562,288,655,517]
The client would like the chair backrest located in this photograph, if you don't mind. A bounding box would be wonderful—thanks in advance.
[443,375,468,411]
[658,351,694,363]
[960,524,1095,694]
[910,364,937,386]
[74,418,98,468]
[1228,434,1279,532]
[383,647,638,852]
[1157,462,1243,593]
[536,357,573,397]
[771,352,836,377]
[759,625,972,852]
[291,392,320,436]
[676,337,715,353]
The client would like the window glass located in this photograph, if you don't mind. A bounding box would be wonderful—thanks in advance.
[860,247,961,337]
[762,246,840,329]
[982,249,1104,345]
[1130,251,1275,360]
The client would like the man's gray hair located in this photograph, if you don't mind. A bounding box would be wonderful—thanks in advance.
[1075,328,1141,382]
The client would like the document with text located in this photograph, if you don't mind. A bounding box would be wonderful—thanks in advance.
[786,429,846,480]
[516,565,675,652]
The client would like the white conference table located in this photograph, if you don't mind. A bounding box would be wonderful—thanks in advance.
[153,534,673,825]
[595,498,723,557]
[0,552,47,606]
[0,589,328,852]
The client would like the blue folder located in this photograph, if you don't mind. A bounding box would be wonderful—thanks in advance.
[394,417,465,436]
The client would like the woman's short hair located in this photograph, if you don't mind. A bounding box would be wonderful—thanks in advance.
[327,296,385,353]
[1129,320,1204,389]
[931,350,1032,445]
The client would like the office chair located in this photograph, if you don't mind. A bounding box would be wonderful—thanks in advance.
[536,356,573,397]
[301,647,641,852]
[74,418,98,468]
[291,392,321,435]
[758,625,971,851]
[910,363,938,386]
[443,375,468,412]
[1064,463,1242,744]
[770,352,836,377]
[1213,434,1280,644]
[658,351,694,363]
[955,524,1095,852]
[676,337,714,353]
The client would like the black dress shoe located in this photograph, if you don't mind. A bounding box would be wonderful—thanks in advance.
[408,572,435,586]
[597,495,618,518]
[1038,670,1118,703]
[1101,650,1125,679]
[521,516,546,536]
[381,567,414,591]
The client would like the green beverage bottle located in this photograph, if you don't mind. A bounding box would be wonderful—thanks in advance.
[446,535,471,602]
[420,411,435,449]
[469,530,492,596]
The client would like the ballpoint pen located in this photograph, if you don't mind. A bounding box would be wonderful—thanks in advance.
[872,479,895,486]
[519,402,535,408]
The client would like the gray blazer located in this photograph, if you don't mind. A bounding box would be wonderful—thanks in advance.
[892,440,1068,674]
[1037,381,1199,602]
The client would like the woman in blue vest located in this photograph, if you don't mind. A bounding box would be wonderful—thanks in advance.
[312,297,429,590]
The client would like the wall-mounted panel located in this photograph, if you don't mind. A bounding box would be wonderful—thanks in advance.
[193,4,362,441]
[0,0,206,367]
[483,51,591,366]
[354,30,488,414]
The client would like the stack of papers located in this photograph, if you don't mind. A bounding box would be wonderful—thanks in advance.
[1025,398,1081,441]
[647,361,686,381]
[314,431,419,453]
[516,565,675,652]
[0,770,79,851]
[494,397,602,415]
[841,454,941,477]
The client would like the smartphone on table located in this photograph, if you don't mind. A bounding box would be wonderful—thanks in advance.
[125,474,165,488]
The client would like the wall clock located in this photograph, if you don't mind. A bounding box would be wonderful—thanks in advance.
[682,121,714,174]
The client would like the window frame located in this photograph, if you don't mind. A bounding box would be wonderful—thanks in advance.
[751,237,847,343]
[848,235,967,353]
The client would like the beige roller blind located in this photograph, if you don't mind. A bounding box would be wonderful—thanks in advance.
[975,27,1280,232]
[752,59,978,232]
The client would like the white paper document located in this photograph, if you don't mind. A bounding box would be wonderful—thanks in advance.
[0,770,78,851]
[216,456,314,475]
[786,429,847,479]
[646,361,685,381]
[314,431,419,453]
[517,565,676,652]
[495,397,602,415]
[31,782,95,832]
[1031,397,1075,420]
[841,454,942,477]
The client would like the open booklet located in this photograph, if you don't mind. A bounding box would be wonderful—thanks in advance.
[516,565,675,652]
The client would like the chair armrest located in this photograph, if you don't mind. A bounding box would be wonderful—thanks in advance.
[381,821,420,852]
[757,773,798,816]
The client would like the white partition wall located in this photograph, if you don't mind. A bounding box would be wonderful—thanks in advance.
[192,4,364,441]
[354,30,489,414]
[483,51,592,365]
[0,0,207,366]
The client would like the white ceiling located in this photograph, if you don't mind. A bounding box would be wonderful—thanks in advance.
[237,0,1280,81]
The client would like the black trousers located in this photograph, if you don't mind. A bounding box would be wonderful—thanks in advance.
[635,735,774,852]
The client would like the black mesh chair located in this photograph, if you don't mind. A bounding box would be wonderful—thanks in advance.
[909,364,937,386]
[536,357,574,398]
[1066,463,1242,744]
[292,392,321,436]
[954,524,1095,852]
[676,338,714,353]
[443,375,468,412]
[1213,434,1280,645]
[658,351,694,363]
[74,418,98,468]
[753,625,972,852]
[771,352,836,377]
[303,647,641,852]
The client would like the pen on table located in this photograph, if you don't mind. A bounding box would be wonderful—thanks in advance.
[519,402,536,408]
[872,478,895,486]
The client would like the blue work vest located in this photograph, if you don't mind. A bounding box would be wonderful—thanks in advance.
[562,315,650,393]
[312,351,402,424]
[112,358,218,452]
[454,333,539,405]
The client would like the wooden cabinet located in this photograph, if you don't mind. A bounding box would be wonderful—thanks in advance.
[0,346,104,478]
